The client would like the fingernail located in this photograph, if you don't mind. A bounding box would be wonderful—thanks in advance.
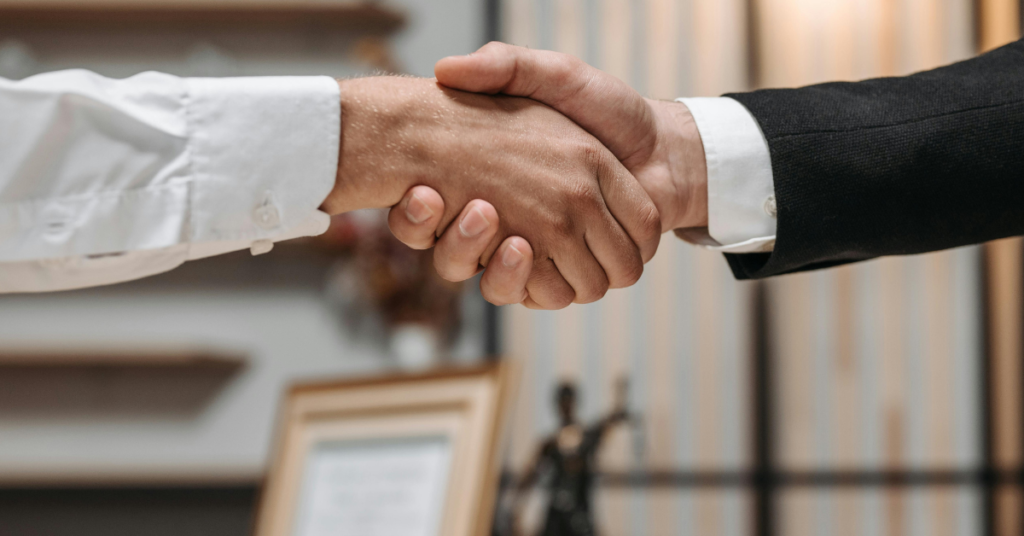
[405,192,434,224]
[502,244,524,268]
[459,207,490,237]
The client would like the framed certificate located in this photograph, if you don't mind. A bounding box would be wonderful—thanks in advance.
[255,363,518,536]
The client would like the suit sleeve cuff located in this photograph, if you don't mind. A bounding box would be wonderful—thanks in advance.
[676,96,776,253]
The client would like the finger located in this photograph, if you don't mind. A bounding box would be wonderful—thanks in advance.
[435,42,655,167]
[550,236,611,304]
[583,208,647,290]
[480,236,533,305]
[595,155,663,264]
[522,257,577,310]
[433,200,501,282]
[387,185,445,250]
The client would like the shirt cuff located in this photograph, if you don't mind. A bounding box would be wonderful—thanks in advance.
[676,97,776,253]
[185,76,339,247]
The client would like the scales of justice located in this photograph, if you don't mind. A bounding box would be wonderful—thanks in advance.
[496,377,645,536]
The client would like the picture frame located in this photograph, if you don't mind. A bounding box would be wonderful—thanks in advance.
[255,362,519,536]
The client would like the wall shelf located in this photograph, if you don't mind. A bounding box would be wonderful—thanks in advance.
[0,346,248,417]
[0,346,246,370]
[0,1,406,33]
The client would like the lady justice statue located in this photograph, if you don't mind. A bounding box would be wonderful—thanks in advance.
[508,378,634,536]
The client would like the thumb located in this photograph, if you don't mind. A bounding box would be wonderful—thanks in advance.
[435,42,657,168]
[434,44,513,94]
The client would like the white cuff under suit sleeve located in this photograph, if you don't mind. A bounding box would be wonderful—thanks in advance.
[0,70,340,292]
[676,97,777,253]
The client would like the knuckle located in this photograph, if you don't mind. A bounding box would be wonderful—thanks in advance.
[636,200,662,242]
[616,256,645,288]
[548,293,574,310]
[548,208,581,236]
[530,272,575,310]
[574,281,609,305]
[482,41,518,67]
[483,40,515,55]
[548,211,576,237]
[565,179,600,210]
[552,53,584,82]
[576,139,607,170]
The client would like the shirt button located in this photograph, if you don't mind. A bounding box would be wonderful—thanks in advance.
[250,239,274,256]
[41,203,74,242]
[254,204,280,229]
[764,195,778,218]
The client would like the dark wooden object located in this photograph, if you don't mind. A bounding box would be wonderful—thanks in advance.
[0,347,247,416]
[0,1,406,33]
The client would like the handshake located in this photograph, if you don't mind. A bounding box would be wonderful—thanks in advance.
[325,42,709,309]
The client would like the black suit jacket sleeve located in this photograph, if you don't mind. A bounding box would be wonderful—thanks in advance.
[720,38,1024,280]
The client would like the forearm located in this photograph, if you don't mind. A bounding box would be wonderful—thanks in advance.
[724,39,1024,279]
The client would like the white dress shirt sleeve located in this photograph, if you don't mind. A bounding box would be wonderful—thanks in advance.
[676,97,777,253]
[0,70,340,292]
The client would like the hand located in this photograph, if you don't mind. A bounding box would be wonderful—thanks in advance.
[435,42,709,232]
[321,76,661,309]
[396,43,709,304]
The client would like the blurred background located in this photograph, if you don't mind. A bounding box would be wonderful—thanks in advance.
[0,1,1021,536]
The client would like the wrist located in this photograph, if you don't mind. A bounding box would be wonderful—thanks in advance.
[321,77,416,215]
[638,99,708,232]
[662,100,708,230]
